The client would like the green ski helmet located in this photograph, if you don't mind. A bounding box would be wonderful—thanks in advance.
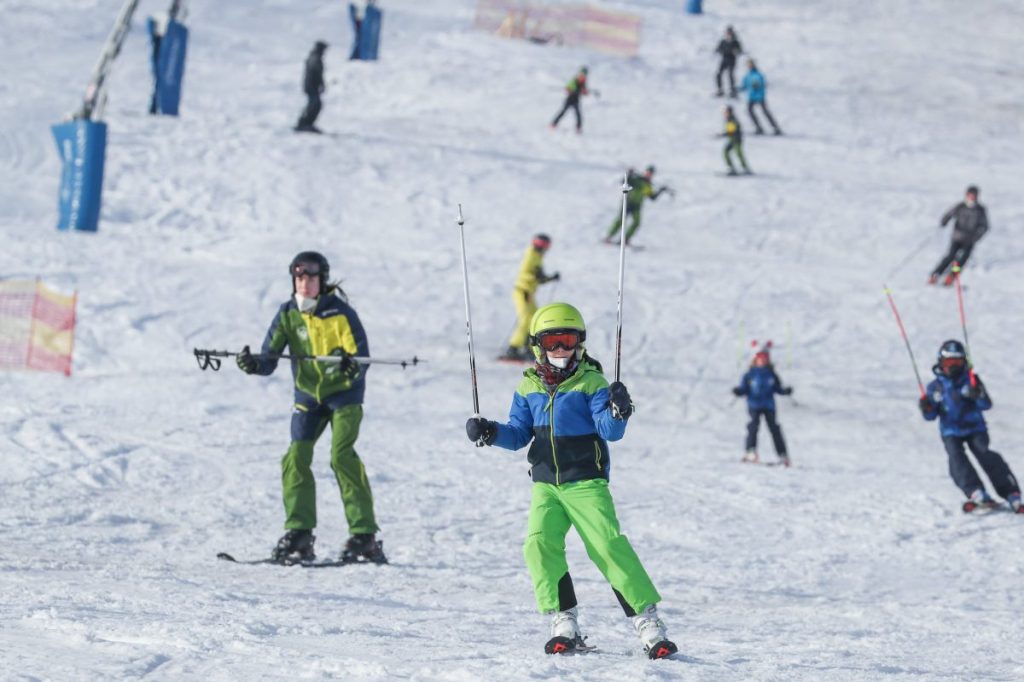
[529,302,587,363]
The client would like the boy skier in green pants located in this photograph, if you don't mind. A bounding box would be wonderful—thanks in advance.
[466,303,678,658]
[604,166,674,245]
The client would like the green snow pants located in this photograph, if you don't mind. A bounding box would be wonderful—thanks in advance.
[606,205,642,242]
[724,139,749,171]
[281,403,379,533]
[523,479,661,614]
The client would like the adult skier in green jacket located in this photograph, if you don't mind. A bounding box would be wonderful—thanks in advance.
[605,166,673,245]
[465,303,678,659]
[236,251,386,565]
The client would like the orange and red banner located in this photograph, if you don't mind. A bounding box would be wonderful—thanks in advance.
[0,280,77,376]
[474,0,641,58]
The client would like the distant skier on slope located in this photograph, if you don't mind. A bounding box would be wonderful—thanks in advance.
[501,234,560,362]
[604,166,674,245]
[714,26,743,98]
[235,252,390,562]
[466,303,679,658]
[732,345,792,466]
[919,340,1022,513]
[929,186,988,286]
[296,41,328,133]
[739,59,782,135]
[721,105,751,175]
[550,66,592,133]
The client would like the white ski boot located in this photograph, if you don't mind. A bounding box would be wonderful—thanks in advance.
[632,604,678,659]
[544,607,592,654]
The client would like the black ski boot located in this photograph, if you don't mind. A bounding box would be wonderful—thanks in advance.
[339,533,388,564]
[271,529,315,563]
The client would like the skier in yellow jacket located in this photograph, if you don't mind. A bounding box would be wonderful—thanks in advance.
[502,234,560,361]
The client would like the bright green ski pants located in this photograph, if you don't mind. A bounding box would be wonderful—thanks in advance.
[281,403,378,533]
[606,205,642,242]
[523,479,661,613]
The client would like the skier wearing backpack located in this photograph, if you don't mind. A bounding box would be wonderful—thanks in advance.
[550,66,592,133]
[235,251,389,563]
[466,303,678,659]
[732,345,792,465]
[604,166,674,245]
[919,340,1022,513]
[929,186,989,286]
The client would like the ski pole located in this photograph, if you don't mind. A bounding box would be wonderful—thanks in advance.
[457,204,481,417]
[884,230,936,281]
[193,349,424,371]
[613,172,631,382]
[882,285,926,398]
[951,263,976,387]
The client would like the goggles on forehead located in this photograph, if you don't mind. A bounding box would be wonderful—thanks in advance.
[292,263,322,277]
[537,331,581,352]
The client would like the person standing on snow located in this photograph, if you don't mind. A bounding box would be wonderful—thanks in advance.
[739,59,782,135]
[721,105,751,175]
[235,251,389,563]
[929,186,988,286]
[502,234,560,361]
[714,26,743,98]
[604,166,674,245]
[550,66,592,133]
[296,41,328,133]
[732,346,792,465]
[466,303,679,659]
[919,340,1022,513]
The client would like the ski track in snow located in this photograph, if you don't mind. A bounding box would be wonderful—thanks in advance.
[2,0,1024,679]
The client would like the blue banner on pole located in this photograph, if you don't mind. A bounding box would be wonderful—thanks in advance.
[51,120,107,232]
[148,18,189,115]
[352,4,381,60]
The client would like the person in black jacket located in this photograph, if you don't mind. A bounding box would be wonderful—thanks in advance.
[296,41,328,133]
[714,26,743,98]
[929,186,988,285]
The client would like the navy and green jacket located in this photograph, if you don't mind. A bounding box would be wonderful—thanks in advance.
[251,289,369,406]
[493,359,626,485]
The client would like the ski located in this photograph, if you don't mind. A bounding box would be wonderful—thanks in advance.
[600,239,645,250]
[544,636,598,655]
[216,552,370,568]
[646,639,679,660]
[961,501,1019,515]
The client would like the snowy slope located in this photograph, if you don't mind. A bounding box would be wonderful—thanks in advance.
[2,0,1024,679]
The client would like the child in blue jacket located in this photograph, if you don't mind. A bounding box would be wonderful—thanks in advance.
[919,340,1022,512]
[738,59,782,135]
[732,347,792,465]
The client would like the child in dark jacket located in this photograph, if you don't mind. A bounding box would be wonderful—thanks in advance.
[465,302,678,659]
[733,346,792,465]
[919,340,1022,513]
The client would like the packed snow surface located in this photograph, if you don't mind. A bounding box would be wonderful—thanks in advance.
[2,0,1023,679]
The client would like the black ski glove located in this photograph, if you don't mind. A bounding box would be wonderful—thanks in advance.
[780,386,793,396]
[466,417,497,447]
[236,345,258,374]
[608,382,634,420]
[732,387,743,397]
[961,376,985,401]
[919,396,935,415]
[330,347,360,381]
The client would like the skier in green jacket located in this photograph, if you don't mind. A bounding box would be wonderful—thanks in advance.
[236,251,387,565]
[465,303,678,659]
[604,166,674,245]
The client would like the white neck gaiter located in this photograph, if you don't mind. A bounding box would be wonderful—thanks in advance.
[294,293,318,313]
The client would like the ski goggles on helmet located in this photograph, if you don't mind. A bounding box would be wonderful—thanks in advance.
[536,330,581,352]
[291,262,322,277]
[940,357,966,373]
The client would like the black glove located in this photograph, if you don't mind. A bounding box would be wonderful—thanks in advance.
[732,387,743,397]
[466,417,497,447]
[780,386,793,396]
[330,347,360,381]
[961,376,984,400]
[608,381,634,420]
[236,345,258,374]
[550,272,561,281]
[919,396,934,415]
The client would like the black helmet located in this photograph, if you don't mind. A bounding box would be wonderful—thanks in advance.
[966,185,979,196]
[645,164,656,175]
[289,251,330,294]
[314,40,328,51]
[937,339,967,376]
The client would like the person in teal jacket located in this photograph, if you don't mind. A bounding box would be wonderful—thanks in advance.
[465,303,678,659]
[738,59,782,135]
[236,251,388,564]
